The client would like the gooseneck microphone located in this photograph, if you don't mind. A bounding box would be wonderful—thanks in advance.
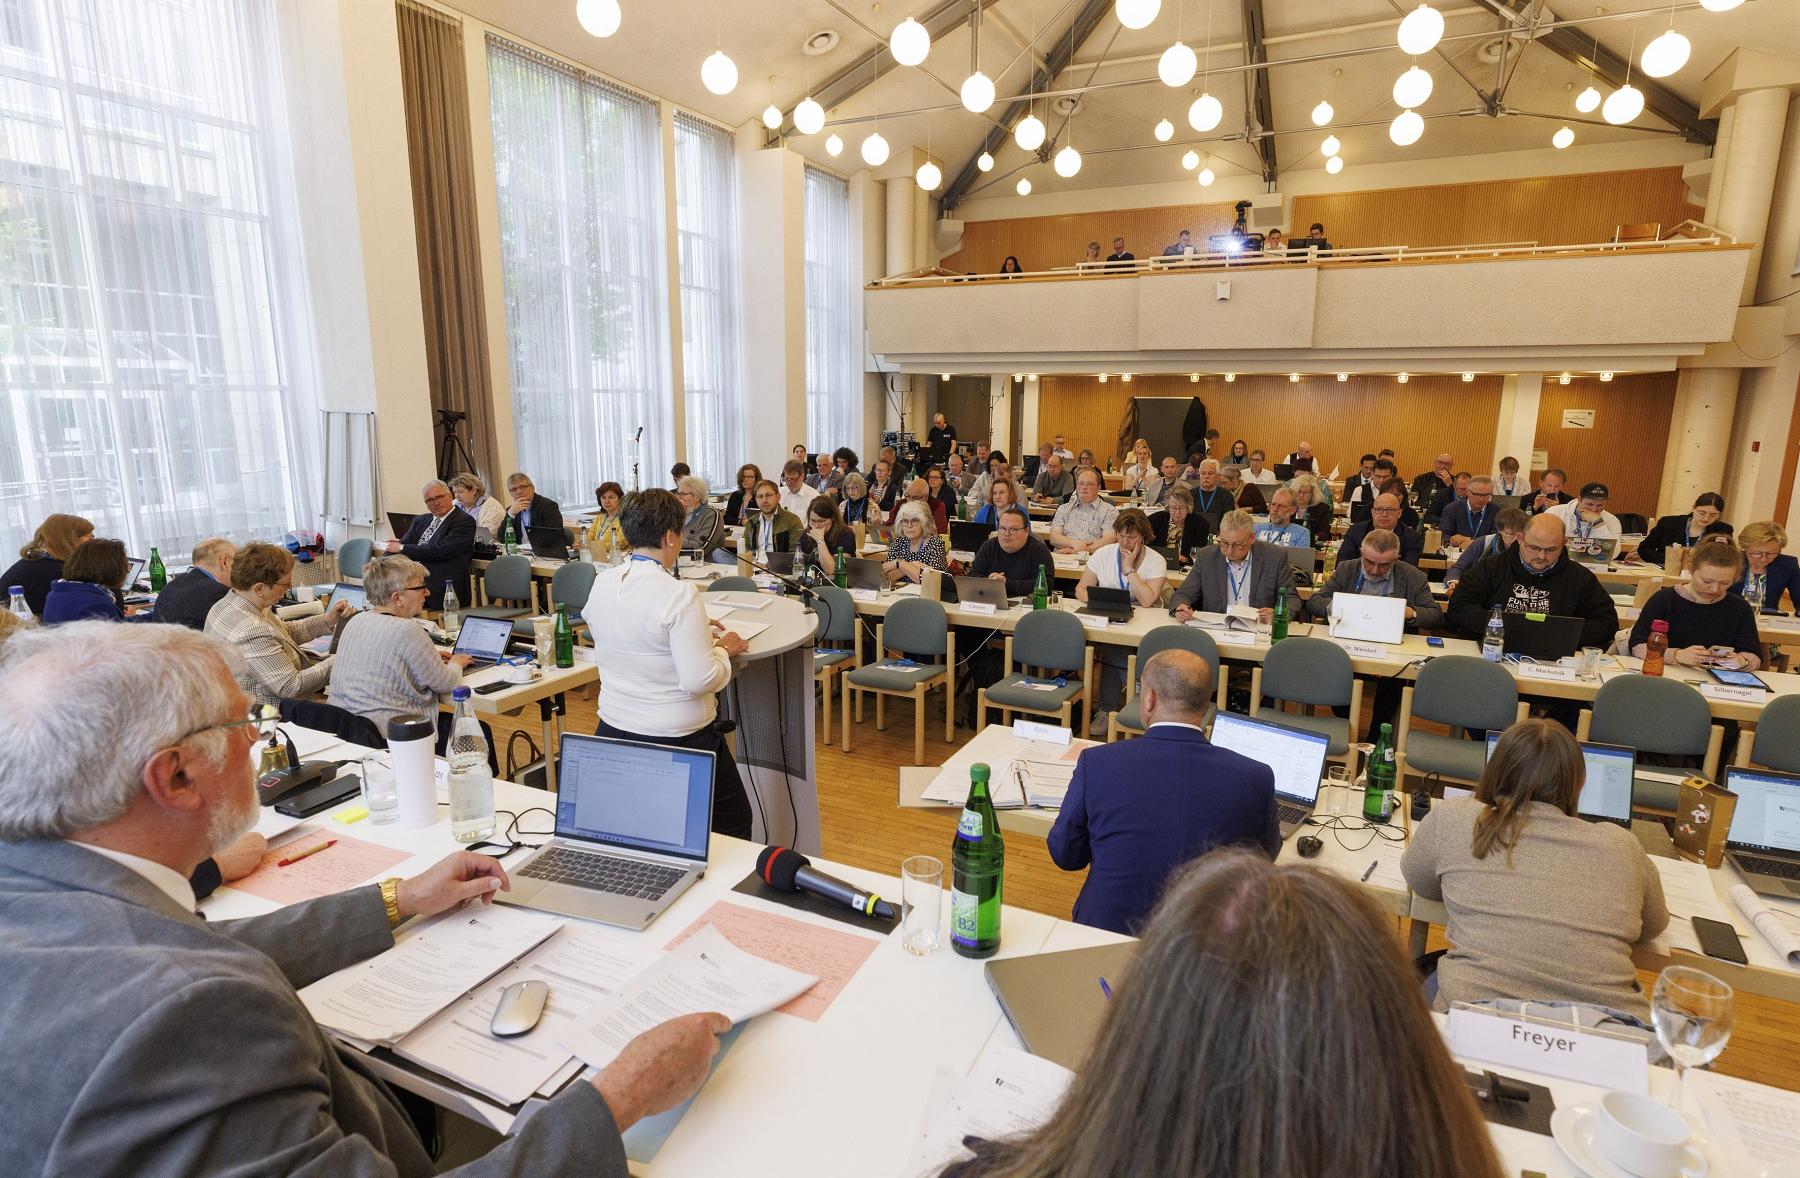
[756,846,895,921]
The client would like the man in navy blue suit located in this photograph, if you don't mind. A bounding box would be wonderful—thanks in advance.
[1047,649,1280,935]
[382,479,474,611]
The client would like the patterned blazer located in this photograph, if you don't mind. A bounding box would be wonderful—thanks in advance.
[204,590,336,707]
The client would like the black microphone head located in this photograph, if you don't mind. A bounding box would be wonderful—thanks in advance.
[756,845,810,892]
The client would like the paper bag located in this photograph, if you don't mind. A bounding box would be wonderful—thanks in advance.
[1672,776,1736,868]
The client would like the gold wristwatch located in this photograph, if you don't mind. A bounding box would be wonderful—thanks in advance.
[379,877,403,928]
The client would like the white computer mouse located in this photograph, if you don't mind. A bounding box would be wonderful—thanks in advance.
[489,979,550,1038]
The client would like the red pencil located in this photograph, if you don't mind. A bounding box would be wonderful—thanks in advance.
[277,839,337,867]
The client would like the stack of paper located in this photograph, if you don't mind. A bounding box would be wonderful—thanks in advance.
[1731,884,1800,969]
[902,1046,1074,1177]
[1649,857,1740,957]
[1690,1069,1800,1172]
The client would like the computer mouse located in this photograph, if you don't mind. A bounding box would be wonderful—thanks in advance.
[489,979,550,1038]
[1296,835,1324,859]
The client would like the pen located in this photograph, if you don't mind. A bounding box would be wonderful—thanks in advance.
[1098,977,1113,1001]
[278,839,337,867]
[1360,861,1378,883]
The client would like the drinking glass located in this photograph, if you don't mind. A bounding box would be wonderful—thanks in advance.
[358,756,401,825]
[1652,965,1733,1116]
[1325,764,1354,814]
[900,855,944,957]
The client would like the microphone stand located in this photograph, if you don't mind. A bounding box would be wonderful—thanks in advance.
[736,552,821,618]
[631,426,644,492]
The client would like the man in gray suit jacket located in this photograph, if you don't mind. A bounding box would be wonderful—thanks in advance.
[1305,527,1444,630]
[0,622,728,1178]
[1169,510,1302,622]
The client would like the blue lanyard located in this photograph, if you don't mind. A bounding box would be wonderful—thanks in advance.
[1573,514,1595,539]
[1469,506,1485,534]
[1196,486,1224,514]
[1226,559,1249,605]
[624,553,667,579]
[1116,547,1126,587]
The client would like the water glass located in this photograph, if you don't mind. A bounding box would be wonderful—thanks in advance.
[900,855,944,957]
[1578,646,1603,681]
[359,757,401,825]
[1325,764,1353,814]
[1652,965,1733,1115]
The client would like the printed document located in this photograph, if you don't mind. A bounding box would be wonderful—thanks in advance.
[902,1046,1073,1177]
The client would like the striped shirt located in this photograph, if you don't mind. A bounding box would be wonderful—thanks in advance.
[1050,497,1119,545]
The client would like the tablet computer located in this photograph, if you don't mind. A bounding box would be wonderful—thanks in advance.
[1707,666,1769,690]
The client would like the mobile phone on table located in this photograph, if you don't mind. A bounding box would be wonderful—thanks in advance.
[275,773,362,818]
[1691,916,1747,965]
[474,680,510,695]
[1426,636,1445,648]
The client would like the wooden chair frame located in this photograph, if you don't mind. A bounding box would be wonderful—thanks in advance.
[842,621,956,765]
[1393,685,1530,789]
[1247,666,1364,773]
[1576,706,1722,817]
[975,635,1095,733]
[814,616,864,746]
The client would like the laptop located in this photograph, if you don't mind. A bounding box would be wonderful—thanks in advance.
[386,510,418,537]
[1501,612,1586,661]
[1209,711,1331,837]
[1568,536,1619,564]
[451,614,517,668]
[1722,766,1800,898]
[527,526,571,560]
[984,942,1138,1071]
[496,734,714,929]
[328,582,367,612]
[761,550,798,576]
[1482,733,1635,825]
[1327,594,1407,645]
[124,556,146,589]
[1279,546,1317,578]
[845,556,885,592]
[949,520,994,557]
[952,575,1009,609]
[1077,586,1135,622]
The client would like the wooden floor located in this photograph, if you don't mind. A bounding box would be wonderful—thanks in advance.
[486,681,1800,1094]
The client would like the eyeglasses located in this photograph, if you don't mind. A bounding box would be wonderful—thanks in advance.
[398,583,429,595]
[1744,548,1781,560]
[1520,540,1562,557]
[996,525,1027,535]
[169,703,279,748]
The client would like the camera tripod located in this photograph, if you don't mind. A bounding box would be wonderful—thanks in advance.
[435,409,479,482]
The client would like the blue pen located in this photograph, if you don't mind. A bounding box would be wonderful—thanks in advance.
[1098,976,1113,1000]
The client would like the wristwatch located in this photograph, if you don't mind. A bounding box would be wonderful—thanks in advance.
[379,877,402,928]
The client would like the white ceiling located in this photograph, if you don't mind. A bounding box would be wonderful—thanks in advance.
[443,1,1798,199]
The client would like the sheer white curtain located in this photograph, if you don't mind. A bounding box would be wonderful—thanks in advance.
[486,36,669,507]
[0,0,315,559]
[803,164,857,455]
[672,111,741,492]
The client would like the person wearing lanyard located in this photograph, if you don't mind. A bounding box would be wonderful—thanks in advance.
[1439,475,1498,549]
[1306,531,1443,737]
[1732,521,1798,614]
[1169,510,1299,623]
[1186,459,1230,518]
[1076,510,1168,737]
[1545,483,1622,553]
[1634,493,1732,566]
[585,489,754,839]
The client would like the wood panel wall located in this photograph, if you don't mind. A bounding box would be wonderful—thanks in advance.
[942,167,1700,272]
[1532,373,1677,519]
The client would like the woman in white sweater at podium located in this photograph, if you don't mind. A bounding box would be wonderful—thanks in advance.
[584,489,753,838]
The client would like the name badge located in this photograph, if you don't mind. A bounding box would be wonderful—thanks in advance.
[1515,663,1578,683]
[1699,683,1762,703]
[1013,719,1071,745]
[1333,640,1389,659]
[961,601,998,616]
[1447,1007,1648,1093]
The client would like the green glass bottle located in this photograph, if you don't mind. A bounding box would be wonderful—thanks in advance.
[956,495,968,522]
[1271,589,1288,642]
[147,547,166,592]
[553,603,574,668]
[834,546,849,589]
[1364,722,1396,824]
[1031,564,1048,611]
[951,763,1004,958]
[502,516,519,556]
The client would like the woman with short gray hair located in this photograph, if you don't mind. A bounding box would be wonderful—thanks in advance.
[884,500,947,586]
[330,555,469,733]
[674,475,723,558]
[449,473,505,535]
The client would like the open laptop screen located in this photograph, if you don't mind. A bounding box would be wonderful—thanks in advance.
[1483,733,1635,824]
[1723,767,1800,854]
[1209,712,1330,807]
[452,615,515,662]
[555,735,714,861]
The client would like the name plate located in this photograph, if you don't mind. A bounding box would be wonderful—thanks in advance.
[1699,683,1763,703]
[1515,663,1579,683]
[1447,1007,1648,1094]
[961,601,998,616]
[1207,628,1263,647]
[1013,719,1072,745]
[1333,640,1390,659]
[1077,613,1113,629]
[849,588,878,603]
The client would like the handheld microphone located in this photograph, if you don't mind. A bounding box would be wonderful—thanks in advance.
[756,846,894,921]
[633,425,644,443]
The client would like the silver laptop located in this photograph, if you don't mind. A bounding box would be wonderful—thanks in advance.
[952,575,1008,608]
[452,614,516,668]
[497,734,714,929]
[1722,766,1800,899]
[1484,732,1635,826]
[1209,711,1331,837]
[1328,593,1407,644]
[985,942,1139,1071]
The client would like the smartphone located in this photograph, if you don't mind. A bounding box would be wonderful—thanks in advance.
[274,773,363,818]
[1691,916,1748,965]
[1425,636,1445,648]
[474,680,511,696]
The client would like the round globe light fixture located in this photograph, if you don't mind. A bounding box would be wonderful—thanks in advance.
[824,132,843,156]
[1015,113,1046,151]
[793,97,825,135]
[1325,154,1344,174]
[1115,0,1161,31]
[1552,125,1574,149]
[916,161,942,190]
[1574,84,1601,113]
[761,103,781,130]
[1158,41,1197,87]
[960,71,995,113]
[1602,83,1644,124]
[1197,166,1215,186]
[860,131,889,166]
[1389,108,1424,146]
[977,152,994,172]
[1320,133,1340,157]
[889,16,930,67]
[1393,65,1433,109]
[1180,148,1199,170]
[1016,177,1032,196]
[700,50,738,96]
[1312,99,1334,126]
[1396,4,1444,56]
[1054,144,1082,178]
[1154,117,1174,142]
[1699,0,1744,9]
[1641,28,1690,78]
[1187,92,1222,132]
[576,0,622,38]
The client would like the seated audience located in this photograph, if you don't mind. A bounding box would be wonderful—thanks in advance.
[999,255,1022,275]
[1287,474,1334,548]
[151,537,236,630]
[1630,542,1761,669]
[1401,719,1668,1019]
[1733,521,1797,612]
[883,501,947,586]
[1445,507,1529,590]
[1527,467,1573,515]
[1279,441,1316,472]
[972,440,991,471]
[1161,229,1195,256]
[0,622,728,1178]
[382,480,475,611]
[1545,481,1622,547]
[1078,240,1102,268]
[1076,448,1096,471]
[1141,456,1179,506]
[778,459,820,518]
[1411,453,1454,505]
[1048,653,1276,933]
[1120,438,1156,493]
[724,463,761,525]
[449,473,506,535]
[1635,492,1732,565]
[1179,451,1207,482]
[1242,449,1277,486]
[839,473,874,524]
[586,481,626,561]
[1077,510,1168,735]
[1309,529,1442,631]
[969,450,1009,505]
[1151,487,1206,567]
[1446,515,1619,651]
[1252,487,1310,549]
[1378,474,1422,530]
[945,850,1506,1177]
[867,458,901,514]
[1226,438,1250,465]
[1,513,93,616]
[675,475,724,559]
[797,497,855,580]
[791,442,809,469]
[1170,511,1300,623]
[1104,235,1133,266]
[808,452,840,494]
[946,451,975,495]
[669,462,690,486]
[924,464,958,518]
[1222,465,1265,513]
[1337,493,1422,567]
[1344,453,1380,521]
[832,446,861,482]
[1184,459,1233,518]
[1048,467,1119,555]
[742,480,802,555]
[1307,220,1333,249]
[329,555,467,731]
[1439,475,1498,548]
[1423,471,1469,528]
[1264,228,1285,252]
[503,470,563,537]
[44,538,151,625]
[205,542,353,708]
[1493,454,1526,498]
[878,443,909,482]
[972,476,1021,526]
[890,476,948,533]
[969,505,1053,595]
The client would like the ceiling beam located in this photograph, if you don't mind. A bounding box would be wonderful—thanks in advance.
[1240,0,1277,184]
[770,0,974,143]
[941,0,1114,211]
[1467,0,1715,144]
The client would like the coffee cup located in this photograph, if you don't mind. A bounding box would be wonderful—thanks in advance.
[503,657,536,684]
[1595,1091,1707,1178]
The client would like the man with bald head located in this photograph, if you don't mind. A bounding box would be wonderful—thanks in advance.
[1047,648,1281,935]
[1336,493,1423,567]
[1447,513,1619,651]
[151,537,236,630]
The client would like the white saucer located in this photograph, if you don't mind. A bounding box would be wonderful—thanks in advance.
[1551,1101,1714,1178]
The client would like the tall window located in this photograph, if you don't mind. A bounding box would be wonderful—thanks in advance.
[0,0,314,558]
[487,36,669,506]
[803,164,857,454]
[672,111,741,490]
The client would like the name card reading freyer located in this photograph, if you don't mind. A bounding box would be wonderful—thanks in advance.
[1447,1007,1648,1094]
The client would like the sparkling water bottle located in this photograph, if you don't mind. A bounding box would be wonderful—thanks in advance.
[9,586,34,625]
[1482,607,1505,663]
[440,581,461,634]
[446,687,495,843]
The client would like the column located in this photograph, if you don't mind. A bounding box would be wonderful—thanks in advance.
[1715,88,1790,304]
[657,103,687,471]
[1019,375,1041,457]
[1662,369,1742,514]
[737,137,807,468]
[1491,373,1541,478]
[988,374,1014,459]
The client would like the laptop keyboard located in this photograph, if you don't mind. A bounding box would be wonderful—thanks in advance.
[1737,853,1800,882]
[520,846,687,898]
[1278,802,1311,827]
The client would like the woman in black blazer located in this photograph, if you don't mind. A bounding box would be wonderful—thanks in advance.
[1151,489,1208,569]
[1635,493,1731,565]
[723,463,761,526]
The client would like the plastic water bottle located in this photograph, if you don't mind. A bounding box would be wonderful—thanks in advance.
[9,586,34,625]
[446,687,495,843]
[441,581,461,635]
[1482,607,1505,662]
